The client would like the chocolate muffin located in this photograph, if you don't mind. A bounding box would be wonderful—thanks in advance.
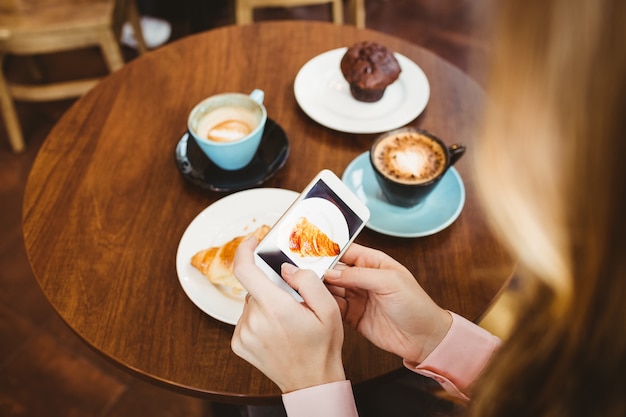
[340,41,402,102]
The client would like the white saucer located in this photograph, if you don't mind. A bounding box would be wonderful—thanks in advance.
[175,188,298,325]
[342,152,465,238]
[294,47,430,134]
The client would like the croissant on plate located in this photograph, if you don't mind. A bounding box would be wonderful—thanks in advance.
[191,224,270,296]
[289,217,340,257]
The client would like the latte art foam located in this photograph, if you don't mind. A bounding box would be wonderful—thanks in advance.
[373,132,446,184]
[196,106,258,143]
[207,120,252,142]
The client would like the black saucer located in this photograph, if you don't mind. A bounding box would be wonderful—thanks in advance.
[174,118,290,192]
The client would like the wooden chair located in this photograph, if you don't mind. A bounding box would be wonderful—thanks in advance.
[235,0,365,28]
[0,0,147,153]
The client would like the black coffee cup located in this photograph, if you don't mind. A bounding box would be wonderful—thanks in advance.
[370,128,465,208]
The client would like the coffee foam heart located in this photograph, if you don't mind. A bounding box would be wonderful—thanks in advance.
[373,132,445,184]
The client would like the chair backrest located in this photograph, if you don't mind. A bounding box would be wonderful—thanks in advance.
[0,0,145,153]
[235,0,344,25]
[0,0,105,13]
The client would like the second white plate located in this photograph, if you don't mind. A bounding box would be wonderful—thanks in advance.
[176,188,298,325]
[294,47,430,134]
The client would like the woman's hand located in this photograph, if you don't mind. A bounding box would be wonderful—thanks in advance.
[325,243,452,364]
[231,237,346,393]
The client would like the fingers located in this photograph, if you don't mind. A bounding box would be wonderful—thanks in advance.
[332,295,348,320]
[326,261,418,297]
[281,264,338,319]
[326,244,413,292]
[326,283,346,298]
[324,264,393,293]
[340,243,406,271]
[233,237,291,304]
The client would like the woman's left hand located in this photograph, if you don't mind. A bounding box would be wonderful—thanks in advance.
[231,237,346,393]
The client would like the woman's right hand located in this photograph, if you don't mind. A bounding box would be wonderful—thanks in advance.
[324,243,452,364]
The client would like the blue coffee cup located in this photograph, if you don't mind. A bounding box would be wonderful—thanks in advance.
[370,127,466,207]
[188,89,266,171]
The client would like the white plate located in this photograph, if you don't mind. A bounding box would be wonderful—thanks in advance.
[294,47,430,134]
[176,188,298,325]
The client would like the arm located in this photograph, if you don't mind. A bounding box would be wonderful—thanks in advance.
[407,312,501,400]
[232,237,357,416]
[282,380,358,417]
[325,243,501,400]
[231,237,347,393]
[281,313,500,416]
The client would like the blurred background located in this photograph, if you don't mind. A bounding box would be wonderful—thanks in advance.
[0,0,489,415]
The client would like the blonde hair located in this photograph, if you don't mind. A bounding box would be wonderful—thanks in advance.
[470,0,626,415]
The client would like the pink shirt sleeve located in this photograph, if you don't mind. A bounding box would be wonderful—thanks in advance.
[281,312,500,416]
[282,380,358,417]
[405,311,501,400]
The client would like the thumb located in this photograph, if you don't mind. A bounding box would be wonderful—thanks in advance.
[233,236,291,303]
[281,264,338,319]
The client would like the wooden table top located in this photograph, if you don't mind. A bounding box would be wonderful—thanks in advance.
[23,21,514,404]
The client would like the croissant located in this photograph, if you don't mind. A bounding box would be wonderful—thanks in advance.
[289,217,340,257]
[191,224,270,296]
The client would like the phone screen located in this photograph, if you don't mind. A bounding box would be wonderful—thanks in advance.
[256,176,367,280]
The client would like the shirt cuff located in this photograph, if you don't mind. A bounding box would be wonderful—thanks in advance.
[404,311,501,400]
[282,380,358,417]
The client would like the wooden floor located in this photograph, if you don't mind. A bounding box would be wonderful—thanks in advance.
[0,1,489,416]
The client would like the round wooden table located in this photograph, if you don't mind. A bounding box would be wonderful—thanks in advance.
[23,21,513,404]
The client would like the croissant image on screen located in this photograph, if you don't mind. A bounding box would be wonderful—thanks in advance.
[289,217,340,257]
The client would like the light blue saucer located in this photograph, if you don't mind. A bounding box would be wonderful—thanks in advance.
[342,152,465,238]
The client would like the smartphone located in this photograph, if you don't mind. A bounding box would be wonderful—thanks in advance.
[254,169,370,301]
